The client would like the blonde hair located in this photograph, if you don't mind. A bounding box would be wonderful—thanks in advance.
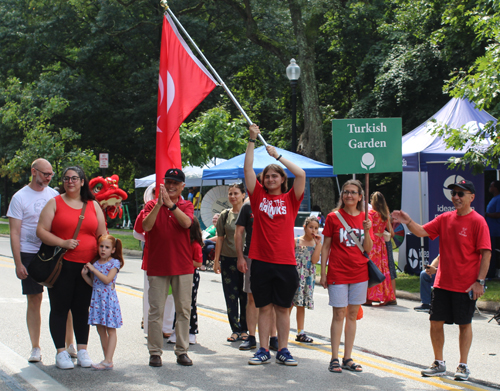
[370,191,390,221]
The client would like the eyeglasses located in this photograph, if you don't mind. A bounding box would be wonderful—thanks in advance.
[63,176,81,183]
[343,190,359,196]
[451,190,471,198]
[34,168,54,178]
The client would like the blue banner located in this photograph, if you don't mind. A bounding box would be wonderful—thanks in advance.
[426,164,484,262]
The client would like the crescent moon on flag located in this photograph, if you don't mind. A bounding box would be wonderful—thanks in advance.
[166,71,175,113]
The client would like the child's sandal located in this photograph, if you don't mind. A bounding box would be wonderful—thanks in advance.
[342,358,362,372]
[295,333,314,343]
[328,358,342,373]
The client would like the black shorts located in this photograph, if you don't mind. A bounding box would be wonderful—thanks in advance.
[429,287,476,325]
[21,252,44,295]
[250,259,299,308]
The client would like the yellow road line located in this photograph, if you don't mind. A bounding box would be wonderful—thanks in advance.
[108,286,492,390]
[0,264,14,269]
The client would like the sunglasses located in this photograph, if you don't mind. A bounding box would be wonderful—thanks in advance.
[451,190,471,198]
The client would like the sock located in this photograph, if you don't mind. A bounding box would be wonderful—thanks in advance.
[436,360,445,366]
[459,363,468,368]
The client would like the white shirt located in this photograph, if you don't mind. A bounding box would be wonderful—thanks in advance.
[7,186,59,253]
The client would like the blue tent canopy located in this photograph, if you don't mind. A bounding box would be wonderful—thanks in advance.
[202,146,336,180]
[402,98,497,172]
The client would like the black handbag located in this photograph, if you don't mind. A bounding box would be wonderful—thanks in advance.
[29,203,87,288]
[334,211,386,288]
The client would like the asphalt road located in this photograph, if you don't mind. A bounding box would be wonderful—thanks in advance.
[0,236,499,391]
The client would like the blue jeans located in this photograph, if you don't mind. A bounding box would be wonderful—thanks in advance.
[420,271,435,305]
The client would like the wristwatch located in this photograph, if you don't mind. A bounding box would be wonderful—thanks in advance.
[169,204,177,211]
[476,279,485,286]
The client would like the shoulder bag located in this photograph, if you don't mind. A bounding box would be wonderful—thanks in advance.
[29,203,87,288]
[334,211,385,288]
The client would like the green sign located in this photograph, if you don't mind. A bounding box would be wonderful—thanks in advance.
[332,118,402,175]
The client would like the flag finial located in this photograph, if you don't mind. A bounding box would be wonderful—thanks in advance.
[160,0,168,10]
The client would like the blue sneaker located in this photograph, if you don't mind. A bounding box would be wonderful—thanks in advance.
[248,348,271,365]
[276,348,298,366]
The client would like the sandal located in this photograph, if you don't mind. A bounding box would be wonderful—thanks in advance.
[295,333,314,343]
[240,332,249,341]
[227,332,241,342]
[342,358,362,372]
[91,361,113,371]
[328,358,342,373]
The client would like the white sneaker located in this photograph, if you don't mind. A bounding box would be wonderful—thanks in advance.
[56,351,74,369]
[76,349,93,368]
[189,334,197,345]
[66,344,77,358]
[28,347,42,362]
[167,332,176,344]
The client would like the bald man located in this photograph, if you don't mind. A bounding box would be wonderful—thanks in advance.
[7,158,59,362]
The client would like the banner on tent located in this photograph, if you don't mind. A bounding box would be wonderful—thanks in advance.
[405,234,429,275]
[332,118,402,175]
[426,163,485,262]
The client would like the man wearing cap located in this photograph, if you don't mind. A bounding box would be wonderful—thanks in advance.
[143,168,194,368]
[392,179,490,381]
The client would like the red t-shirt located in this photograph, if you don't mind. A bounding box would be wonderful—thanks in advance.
[51,196,99,264]
[248,181,303,265]
[423,210,490,292]
[143,199,194,276]
[191,241,203,272]
[323,209,374,285]
[133,209,149,271]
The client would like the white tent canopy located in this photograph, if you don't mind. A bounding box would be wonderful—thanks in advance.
[134,158,227,188]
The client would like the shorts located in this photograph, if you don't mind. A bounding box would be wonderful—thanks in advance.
[429,287,476,325]
[21,252,44,295]
[328,281,368,308]
[250,259,299,308]
[243,256,252,294]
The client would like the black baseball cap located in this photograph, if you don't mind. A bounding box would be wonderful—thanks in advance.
[447,179,475,194]
[164,168,185,183]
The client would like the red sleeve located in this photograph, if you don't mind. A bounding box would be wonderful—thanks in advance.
[134,210,145,234]
[143,200,157,218]
[423,213,444,240]
[192,242,203,263]
[323,213,335,238]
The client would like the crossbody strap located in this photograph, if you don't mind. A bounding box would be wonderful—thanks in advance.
[334,211,365,256]
[72,203,87,240]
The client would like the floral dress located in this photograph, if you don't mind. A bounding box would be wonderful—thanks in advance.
[292,239,316,309]
[366,210,396,303]
[88,258,123,328]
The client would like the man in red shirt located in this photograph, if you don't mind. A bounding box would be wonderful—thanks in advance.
[143,169,194,368]
[393,179,490,381]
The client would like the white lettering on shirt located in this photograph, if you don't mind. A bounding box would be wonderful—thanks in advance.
[259,197,287,219]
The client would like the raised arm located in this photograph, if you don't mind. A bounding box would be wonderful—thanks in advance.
[244,124,259,195]
[265,145,305,201]
[392,210,429,238]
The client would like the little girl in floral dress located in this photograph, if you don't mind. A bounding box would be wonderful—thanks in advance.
[291,216,322,343]
[82,234,124,370]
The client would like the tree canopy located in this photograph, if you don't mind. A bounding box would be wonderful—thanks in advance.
[1,0,498,214]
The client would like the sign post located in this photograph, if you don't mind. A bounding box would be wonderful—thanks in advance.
[99,153,109,177]
[332,118,402,221]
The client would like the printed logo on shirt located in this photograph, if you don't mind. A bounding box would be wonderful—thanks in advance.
[33,198,49,214]
[339,228,364,247]
[459,227,468,237]
[259,198,287,218]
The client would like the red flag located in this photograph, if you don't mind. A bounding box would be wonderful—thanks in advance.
[156,14,216,192]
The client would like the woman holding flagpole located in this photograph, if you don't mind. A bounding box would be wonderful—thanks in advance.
[243,124,306,366]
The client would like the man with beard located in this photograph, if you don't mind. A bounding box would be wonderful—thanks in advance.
[7,158,59,362]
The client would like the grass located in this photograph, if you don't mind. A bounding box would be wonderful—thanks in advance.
[0,224,9,235]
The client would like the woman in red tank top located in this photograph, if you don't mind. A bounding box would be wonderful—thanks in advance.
[37,166,106,370]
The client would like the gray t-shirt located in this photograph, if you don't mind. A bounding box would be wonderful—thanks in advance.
[216,209,240,258]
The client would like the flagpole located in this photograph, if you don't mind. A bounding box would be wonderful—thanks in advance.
[161,1,268,147]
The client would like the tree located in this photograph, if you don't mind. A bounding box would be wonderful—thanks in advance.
[0,78,99,183]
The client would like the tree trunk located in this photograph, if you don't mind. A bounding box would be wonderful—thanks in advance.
[288,0,335,213]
